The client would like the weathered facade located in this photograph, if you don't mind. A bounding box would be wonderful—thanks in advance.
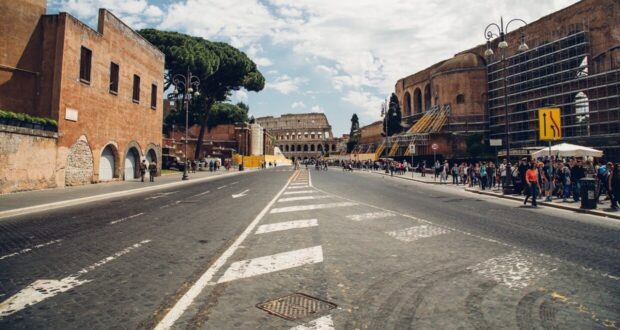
[0,1,164,192]
[394,0,620,161]
[256,113,340,161]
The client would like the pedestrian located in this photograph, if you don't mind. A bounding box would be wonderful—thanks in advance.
[148,161,157,182]
[500,159,507,188]
[608,162,620,210]
[452,163,459,185]
[571,159,585,202]
[523,163,540,207]
[542,160,554,201]
[139,159,147,182]
[480,162,487,190]
[596,162,611,203]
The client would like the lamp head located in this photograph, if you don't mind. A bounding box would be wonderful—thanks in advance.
[498,40,508,49]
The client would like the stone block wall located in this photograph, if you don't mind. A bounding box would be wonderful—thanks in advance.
[0,125,61,194]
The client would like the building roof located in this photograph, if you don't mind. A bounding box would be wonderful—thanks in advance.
[431,53,485,75]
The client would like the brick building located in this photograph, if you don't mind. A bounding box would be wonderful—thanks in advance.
[256,113,340,161]
[393,0,620,161]
[0,1,164,192]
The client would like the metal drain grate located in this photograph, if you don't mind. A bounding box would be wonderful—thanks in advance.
[256,293,336,321]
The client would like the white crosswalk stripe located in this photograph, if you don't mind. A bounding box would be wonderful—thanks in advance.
[278,196,330,203]
[255,219,318,234]
[287,186,309,190]
[283,190,317,195]
[385,225,450,242]
[346,211,394,221]
[217,246,323,283]
[270,202,358,214]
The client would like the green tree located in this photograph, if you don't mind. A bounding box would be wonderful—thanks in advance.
[347,113,360,153]
[140,29,265,159]
[206,102,249,131]
[384,93,402,136]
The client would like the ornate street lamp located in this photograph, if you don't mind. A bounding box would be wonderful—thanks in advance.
[484,17,528,194]
[170,67,200,180]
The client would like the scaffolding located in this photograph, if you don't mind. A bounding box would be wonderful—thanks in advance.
[487,26,620,156]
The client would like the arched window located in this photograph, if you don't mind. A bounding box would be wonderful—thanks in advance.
[575,92,590,136]
[304,144,309,152]
[297,145,301,152]
[456,94,465,104]
[404,91,412,116]
[413,88,422,114]
[310,144,315,151]
[424,84,431,110]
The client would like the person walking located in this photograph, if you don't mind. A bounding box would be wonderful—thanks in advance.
[609,163,620,211]
[139,160,147,182]
[500,159,507,189]
[480,162,487,190]
[148,161,157,182]
[571,159,585,202]
[523,163,540,207]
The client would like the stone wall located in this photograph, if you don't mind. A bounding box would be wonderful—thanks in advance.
[65,138,94,186]
[0,125,61,194]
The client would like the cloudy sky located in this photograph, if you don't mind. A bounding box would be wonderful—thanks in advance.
[49,0,579,136]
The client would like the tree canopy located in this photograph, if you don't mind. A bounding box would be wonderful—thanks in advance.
[384,93,403,136]
[140,29,265,159]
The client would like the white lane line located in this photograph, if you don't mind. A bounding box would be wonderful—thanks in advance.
[217,185,227,190]
[346,211,394,221]
[270,202,357,214]
[109,212,145,225]
[232,189,250,199]
[153,172,297,330]
[193,190,211,197]
[287,186,309,190]
[468,251,556,289]
[283,190,317,195]
[230,182,239,185]
[385,225,450,242]
[290,315,335,330]
[255,219,318,234]
[146,191,179,200]
[217,246,323,283]
[278,196,330,203]
[0,239,151,317]
[0,239,63,261]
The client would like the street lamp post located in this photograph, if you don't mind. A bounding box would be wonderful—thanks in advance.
[171,67,201,180]
[484,17,528,194]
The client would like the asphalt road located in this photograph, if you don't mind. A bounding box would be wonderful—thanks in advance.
[1,167,619,329]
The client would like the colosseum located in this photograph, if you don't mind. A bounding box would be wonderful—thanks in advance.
[256,113,340,161]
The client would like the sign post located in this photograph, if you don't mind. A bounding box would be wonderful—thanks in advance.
[431,143,438,165]
[538,107,562,159]
[409,143,416,178]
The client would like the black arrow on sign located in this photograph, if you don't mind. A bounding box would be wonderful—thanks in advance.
[550,114,560,137]
[543,113,548,136]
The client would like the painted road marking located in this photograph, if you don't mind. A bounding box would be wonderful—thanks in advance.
[270,202,358,214]
[0,239,63,261]
[230,181,239,185]
[109,212,145,225]
[287,186,310,190]
[217,246,323,283]
[193,190,211,197]
[278,196,330,203]
[153,171,298,330]
[146,191,179,200]
[290,315,335,330]
[0,239,151,317]
[468,251,555,289]
[283,190,317,195]
[385,225,450,242]
[232,189,250,199]
[346,211,394,221]
[217,185,227,190]
[255,219,318,234]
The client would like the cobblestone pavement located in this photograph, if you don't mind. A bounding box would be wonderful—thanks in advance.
[1,167,619,329]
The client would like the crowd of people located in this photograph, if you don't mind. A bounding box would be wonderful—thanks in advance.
[334,157,620,211]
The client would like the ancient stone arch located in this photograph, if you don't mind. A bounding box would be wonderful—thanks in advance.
[65,136,94,186]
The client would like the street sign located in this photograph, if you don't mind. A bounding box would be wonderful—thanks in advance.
[489,139,502,146]
[408,143,416,154]
[538,108,562,141]
[431,143,438,150]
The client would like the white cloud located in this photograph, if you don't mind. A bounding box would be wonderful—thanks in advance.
[267,75,307,94]
[310,105,324,113]
[342,90,383,120]
[230,90,248,103]
[292,101,306,109]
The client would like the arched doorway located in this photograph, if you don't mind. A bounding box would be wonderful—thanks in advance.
[146,149,157,179]
[404,91,412,116]
[424,84,431,110]
[65,139,94,186]
[99,145,116,181]
[124,147,140,180]
[414,88,422,114]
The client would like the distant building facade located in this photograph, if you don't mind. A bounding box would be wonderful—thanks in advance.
[256,113,340,161]
[0,1,164,192]
[394,0,620,161]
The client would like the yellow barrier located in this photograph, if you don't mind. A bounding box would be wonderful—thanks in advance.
[232,155,292,168]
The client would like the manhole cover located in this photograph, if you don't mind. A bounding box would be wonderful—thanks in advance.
[256,293,336,321]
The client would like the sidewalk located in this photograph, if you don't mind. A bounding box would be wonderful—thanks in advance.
[0,168,254,219]
[357,168,620,221]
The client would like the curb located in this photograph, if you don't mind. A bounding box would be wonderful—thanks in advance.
[465,188,620,221]
[0,170,255,220]
[357,169,445,185]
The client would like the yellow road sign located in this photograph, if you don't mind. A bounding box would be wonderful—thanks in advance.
[538,108,562,141]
